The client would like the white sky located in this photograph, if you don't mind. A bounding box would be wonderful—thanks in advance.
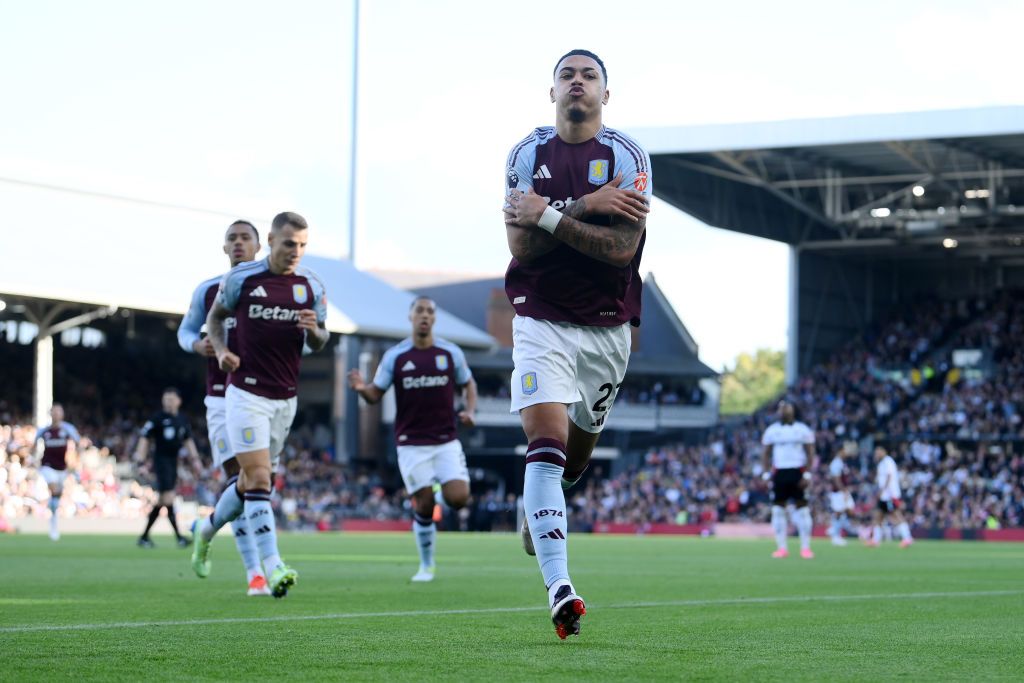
[1,0,1021,369]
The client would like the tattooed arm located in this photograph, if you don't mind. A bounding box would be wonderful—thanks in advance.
[505,178,648,268]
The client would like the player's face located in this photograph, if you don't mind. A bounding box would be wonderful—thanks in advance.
[223,224,259,267]
[409,299,436,336]
[162,392,181,413]
[50,405,64,423]
[778,402,794,423]
[268,225,308,275]
[874,447,886,463]
[551,55,608,124]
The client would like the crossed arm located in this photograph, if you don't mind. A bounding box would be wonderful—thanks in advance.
[504,174,649,267]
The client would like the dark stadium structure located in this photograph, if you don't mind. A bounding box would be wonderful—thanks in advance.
[634,106,1024,381]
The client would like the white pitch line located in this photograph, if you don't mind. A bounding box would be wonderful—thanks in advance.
[0,589,1020,635]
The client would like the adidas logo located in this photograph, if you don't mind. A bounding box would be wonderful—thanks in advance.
[533,164,552,179]
[249,285,268,298]
[539,529,566,540]
[253,525,272,535]
[402,360,416,371]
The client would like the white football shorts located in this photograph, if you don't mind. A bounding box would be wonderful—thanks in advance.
[396,439,469,494]
[829,491,854,513]
[39,465,67,488]
[510,315,631,434]
[225,384,297,469]
[204,395,234,470]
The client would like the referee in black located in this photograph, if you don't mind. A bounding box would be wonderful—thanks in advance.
[135,387,203,548]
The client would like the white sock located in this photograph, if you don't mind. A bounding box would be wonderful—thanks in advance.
[231,516,262,576]
[202,476,244,542]
[413,512,436,569]
[873,525,882,544]
[771,506,788,551]
[524,438,570,590]
[898,522,912,542]
[244,489,283,572]
[794,506,813,551]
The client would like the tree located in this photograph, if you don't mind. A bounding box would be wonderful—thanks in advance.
[720,349,786,415]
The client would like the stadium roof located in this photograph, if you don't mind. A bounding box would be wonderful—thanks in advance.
[0,252,495,349]
[633,106,1024,260]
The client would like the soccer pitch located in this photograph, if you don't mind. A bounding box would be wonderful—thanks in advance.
[2,533,1021,681]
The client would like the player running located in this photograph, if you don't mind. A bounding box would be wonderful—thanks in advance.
[502,49,651,639]
[868,446,913,548]
[827,451,855,546]
[178,219,270,596]
[136,388,203,548]
[192,211,329,598]
[348,296,478,582]
[760,401,816,559]
[34,404,80,541]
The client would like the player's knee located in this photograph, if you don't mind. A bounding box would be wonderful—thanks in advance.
[442,483,470,509]
[222,458,240,478]
[444,492,469,510]
[242,466,272,491]
[520,404,569,444]
[411,489,435,517]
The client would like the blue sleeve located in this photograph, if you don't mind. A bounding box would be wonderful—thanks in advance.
[177,282,209,353]
[611,133,653,201]
[505,131,538,194]
[372,346,398,391]
[310,273,328,323]
[35,427,46,443]
[452,346,472,385]
[216,268,248,311]
[66,423,81,444]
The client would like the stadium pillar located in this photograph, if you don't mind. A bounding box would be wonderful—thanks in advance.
[346,335,362,462]
[33,334,53,428]
[786,245,800,385]
[335,335,362,463]
[334,336,362,463]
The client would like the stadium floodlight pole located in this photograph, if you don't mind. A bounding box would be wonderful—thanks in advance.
[27,304,118,427]
[346,0,360,264]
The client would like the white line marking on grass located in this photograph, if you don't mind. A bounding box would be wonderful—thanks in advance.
[1,589,1020,634]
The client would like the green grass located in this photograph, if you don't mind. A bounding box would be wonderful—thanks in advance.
[2,532,1022,681]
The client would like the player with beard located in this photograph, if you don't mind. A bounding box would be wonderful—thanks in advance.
[502,49,651,639]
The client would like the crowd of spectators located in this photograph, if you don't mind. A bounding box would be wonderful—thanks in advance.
[565,292,1024,532]
[2,291,1022,533]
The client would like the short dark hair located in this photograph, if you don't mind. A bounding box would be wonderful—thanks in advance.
[553,49,607,84]
[229,220,259,242]
[409,296,436,311]
[271,211,308,233]
[162,387,181,397]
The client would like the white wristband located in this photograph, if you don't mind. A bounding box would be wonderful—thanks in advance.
[537,205,562,234]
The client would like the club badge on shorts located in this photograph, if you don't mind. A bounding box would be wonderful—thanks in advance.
[242,428,256,445]
[217,438,228,453]
[292,284,308,304]
[522,371,538,395]
[588,159,610,185]
[435,355,449,371]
